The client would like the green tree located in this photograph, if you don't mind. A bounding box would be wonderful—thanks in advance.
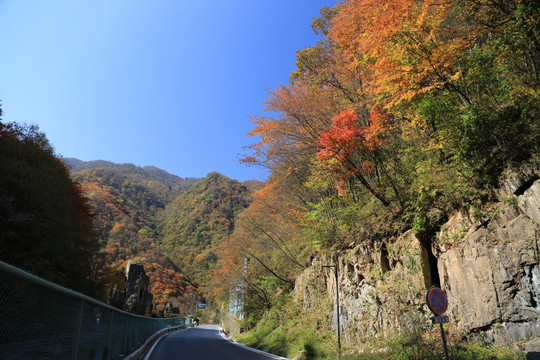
[0,120,99,295]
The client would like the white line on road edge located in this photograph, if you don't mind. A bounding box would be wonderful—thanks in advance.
[143,332,168,360]
[218,327,289,360]
[125,326,182,360]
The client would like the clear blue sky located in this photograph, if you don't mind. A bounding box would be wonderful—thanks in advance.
[0,0,336,181]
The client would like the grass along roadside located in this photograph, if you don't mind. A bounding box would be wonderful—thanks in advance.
[231,292,526,360]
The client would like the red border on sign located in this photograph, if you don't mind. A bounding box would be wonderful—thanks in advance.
[426,287,448,315]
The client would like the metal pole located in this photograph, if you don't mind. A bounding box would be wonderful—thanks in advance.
[335,265,341,357]
[323,264,341,357]
[106,310,113,360]
[73,298,84,360]
[439,323,450,360]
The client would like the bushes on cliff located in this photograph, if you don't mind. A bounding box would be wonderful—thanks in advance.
[229,0,539,356]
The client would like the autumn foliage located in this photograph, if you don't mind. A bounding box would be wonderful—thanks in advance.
[233,0,539,328]
[1,0,538,331]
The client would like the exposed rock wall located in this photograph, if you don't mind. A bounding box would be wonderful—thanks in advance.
[108,260,154,315]
[294,163,540,350]
[438,179,540,345]
[124,260,153,315]
[295,230,428,345]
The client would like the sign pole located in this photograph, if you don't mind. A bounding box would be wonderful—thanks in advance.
[426,287,450,360]
[439,323,450,360]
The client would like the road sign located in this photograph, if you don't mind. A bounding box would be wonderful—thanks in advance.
[426,287,450,360]
[197,303,206,309]
[431,316,449,324]
[426,287,448,315]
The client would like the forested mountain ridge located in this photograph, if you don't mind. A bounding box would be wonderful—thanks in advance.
[158,172,253,295]
[66,160,200,308]
[68,160,255,311]
[65,158,199,194]
[64,158,117,172]
[68,160,196,257]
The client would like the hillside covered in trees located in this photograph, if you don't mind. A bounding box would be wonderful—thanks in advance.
[1,0,539,357]
[207,0,540,357]
[66,160,255,310]
[0,122,99,295]
[158,172,254,295]
[65,159,200,306]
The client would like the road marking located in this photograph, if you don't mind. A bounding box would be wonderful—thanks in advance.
[144,333,167,360]
[218,327,289,360]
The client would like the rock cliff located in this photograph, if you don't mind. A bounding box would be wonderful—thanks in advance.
[124,260,153,315]
[295,161,540,350]
[108,260,154,315]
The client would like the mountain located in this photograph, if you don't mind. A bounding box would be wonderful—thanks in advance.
[158,172,253,294]
[67,159,201,308]
[67,159,255,310]
[142,166,199,194]
[63,158,118,172]
[64,158,198,193]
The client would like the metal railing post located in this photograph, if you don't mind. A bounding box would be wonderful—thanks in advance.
[72,298,85,360]
[123,315,129,355]
[106,309,113,360]
[134,318,137,348]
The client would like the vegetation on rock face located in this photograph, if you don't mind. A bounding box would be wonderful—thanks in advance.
[237,292,527,360]
[0,120,99,295]
[221,0,539,355]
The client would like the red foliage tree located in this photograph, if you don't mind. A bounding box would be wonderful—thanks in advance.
[316,109,388,202]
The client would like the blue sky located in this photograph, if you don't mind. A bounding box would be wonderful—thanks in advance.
[0,0,336,181]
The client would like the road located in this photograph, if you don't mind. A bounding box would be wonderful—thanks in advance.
[145,325,288,360]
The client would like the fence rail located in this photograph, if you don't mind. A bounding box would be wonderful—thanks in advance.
[0,260,185,360]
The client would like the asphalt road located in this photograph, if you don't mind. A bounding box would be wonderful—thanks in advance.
[145,325,287,360]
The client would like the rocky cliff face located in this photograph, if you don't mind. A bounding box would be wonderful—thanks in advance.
[438,173,540,347]
[295,230,428,345]
[108,260,154,315]
[294,160,540,350]
[124,260,153,315]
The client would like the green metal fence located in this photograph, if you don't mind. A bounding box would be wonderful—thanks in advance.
[0,260,185,359]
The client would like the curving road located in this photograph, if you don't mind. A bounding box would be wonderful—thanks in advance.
[145,325,288,360]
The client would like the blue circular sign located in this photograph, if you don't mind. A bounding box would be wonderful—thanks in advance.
[426,287,448,315]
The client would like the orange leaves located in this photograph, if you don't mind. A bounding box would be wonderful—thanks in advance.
[364,109,386,151]
[242,82,338,173]
[331,0,418,59]
[329,0,474,108]
[143,261,196,305]
[111,222,122,233]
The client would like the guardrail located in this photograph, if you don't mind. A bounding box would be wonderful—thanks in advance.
[0,260,185,359]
